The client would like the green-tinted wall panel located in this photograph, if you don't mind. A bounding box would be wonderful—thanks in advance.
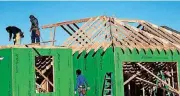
[73,47,115,96]
[114,47,124,96]
[0,48,74,96]
[114,47,180,96]
[12,48,33,96]
[1,46,180,96]
[73,47,180,96]
[32,48,74,96]
[0,49,12,96]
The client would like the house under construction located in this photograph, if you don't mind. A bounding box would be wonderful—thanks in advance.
[0,16,180,96]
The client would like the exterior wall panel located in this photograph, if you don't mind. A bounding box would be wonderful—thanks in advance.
[0,49,12,96]
[0,48,73,96]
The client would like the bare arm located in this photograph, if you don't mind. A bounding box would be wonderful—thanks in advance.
[30,24,33,32]
[9,32,12,41]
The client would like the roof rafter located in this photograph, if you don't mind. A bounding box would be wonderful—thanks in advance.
[42,16,180,54]
[42,16,103,29]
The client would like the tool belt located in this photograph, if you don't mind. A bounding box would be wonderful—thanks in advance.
[32,28,40,36]
[78,85,86,95]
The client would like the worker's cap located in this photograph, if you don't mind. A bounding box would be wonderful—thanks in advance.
[6,26,12,32]
[29,15,35,19]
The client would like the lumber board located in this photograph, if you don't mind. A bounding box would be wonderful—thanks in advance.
[42,16,99,29]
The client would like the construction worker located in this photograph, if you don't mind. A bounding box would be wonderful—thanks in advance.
[6,26,24,45]
[29,15,40,44]
[75,69,90,96]
[164,67,171,85]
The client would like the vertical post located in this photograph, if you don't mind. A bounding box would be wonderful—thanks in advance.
[142,87,145,96]
[128,83,131,96]
[171,66,175,96]
[50,28,53,45]
[150,89,152,96]
[47,81,48,92]
[136,63,179,94]
[52,27,56,46]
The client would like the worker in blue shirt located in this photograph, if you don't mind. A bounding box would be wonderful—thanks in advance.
[75,69,90,96]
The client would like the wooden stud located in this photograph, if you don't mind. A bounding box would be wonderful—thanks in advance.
[136,63,180,94]
[52,27,56,46]
[35,67,54,87]
[42,16,102,29]
[124,71,140,85]
[136,77,177,95]
[65,17,100,46]
[62,17,94,46]
[145,22,180,45]
[67,24,76,32]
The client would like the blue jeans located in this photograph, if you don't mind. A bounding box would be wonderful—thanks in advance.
[31,30,40,43]
[79,92,84,96]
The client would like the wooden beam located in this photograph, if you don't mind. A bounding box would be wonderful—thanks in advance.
[122,23,162,50]
[52,27,56,46]
[62,17,95,46]
[26,40,56,45]
[60,25,72,36]
[145,22,179,44]
[139,30,164,47]
[67,24,76,32]
[42,16,99,29]
[73,23,80,29]
[112,38,126,49]
[136,63,180,94]
[78,30,110,53]
[141,22,174,43]
[111,26,134,49]
[124,71,140,85]
[159,27,180,43]
[85,20,110,52]
[142,87,145,96]
[35,67,54,87]
[116,19,142,23]
[36,83,47,92]
[65,17,101,47]
[123,23,154,45]
[137,24,141,28]
[136,77,178,95]
[112,22,144,49]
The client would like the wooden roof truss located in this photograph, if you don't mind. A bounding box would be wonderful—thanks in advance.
[42,16,180,54]
[42,16,180,94]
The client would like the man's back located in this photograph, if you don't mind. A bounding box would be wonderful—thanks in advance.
[6,26,23,45]
[75,69,90,96]
[77,75,87,86]
[8,26,21,34]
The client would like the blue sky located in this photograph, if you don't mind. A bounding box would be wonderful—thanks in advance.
[0,1,180,45]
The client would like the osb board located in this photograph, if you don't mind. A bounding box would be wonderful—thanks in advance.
[0,48,74,96]
[73,48,115,96]
[0,48,12,96]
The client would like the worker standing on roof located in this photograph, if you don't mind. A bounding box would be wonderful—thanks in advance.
[6,26,24,45]
[75,69,90,96]
[29,15,40,45]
